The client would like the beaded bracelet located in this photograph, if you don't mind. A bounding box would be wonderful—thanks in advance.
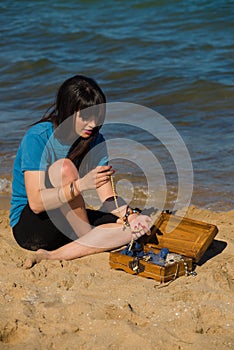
[122,206,141,228]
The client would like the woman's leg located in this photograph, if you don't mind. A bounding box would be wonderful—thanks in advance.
[24,158,132,267]
[48,158,92,237]
[25,222,132,267]
[13,204,73,251]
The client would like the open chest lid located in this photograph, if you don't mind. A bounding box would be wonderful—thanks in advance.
[144,212,218,263]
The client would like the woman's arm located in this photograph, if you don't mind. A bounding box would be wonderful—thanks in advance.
[25,164,115,214]
[24,170,75,214]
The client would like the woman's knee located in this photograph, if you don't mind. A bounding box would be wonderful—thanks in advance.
[48,158,78,187]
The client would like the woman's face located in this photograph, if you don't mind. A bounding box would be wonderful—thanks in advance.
[75,111,97,138]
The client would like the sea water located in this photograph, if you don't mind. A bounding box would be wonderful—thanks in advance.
[0,0,233,211]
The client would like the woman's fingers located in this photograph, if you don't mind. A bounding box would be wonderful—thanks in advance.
[80,165,115,191]
[132,223,145,232]
[97,168,115,178]
[131,227,146,240]
[96,177,110,188]
[95,166,115,188]
[130,216,152,238]
[96,165,112,172]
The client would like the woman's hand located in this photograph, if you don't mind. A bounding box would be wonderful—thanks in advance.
[128,214,152,240]
[78,165,115,192]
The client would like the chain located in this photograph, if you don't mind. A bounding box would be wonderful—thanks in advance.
[110,175,135,248]
[182,258,197,277]
[110,175,123,218]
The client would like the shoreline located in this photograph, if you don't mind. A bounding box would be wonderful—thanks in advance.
[1,171,234,214]
[0,204,234,349]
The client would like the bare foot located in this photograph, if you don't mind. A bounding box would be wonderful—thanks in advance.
[24,249,50,269]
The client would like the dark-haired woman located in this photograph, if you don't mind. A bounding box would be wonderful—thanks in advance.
[10,75,151,267]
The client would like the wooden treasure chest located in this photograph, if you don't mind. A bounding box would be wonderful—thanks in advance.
[109,212,218,283]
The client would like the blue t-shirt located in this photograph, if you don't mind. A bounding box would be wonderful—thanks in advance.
[10,121,108,227]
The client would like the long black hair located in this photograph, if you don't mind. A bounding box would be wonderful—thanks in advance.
[37,75,106,165]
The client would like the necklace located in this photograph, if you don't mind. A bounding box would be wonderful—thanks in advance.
[110,174,134,249]
[110,175,120,213]
[110,174,129,227]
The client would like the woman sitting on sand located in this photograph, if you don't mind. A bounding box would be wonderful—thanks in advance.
[10,75,151,267]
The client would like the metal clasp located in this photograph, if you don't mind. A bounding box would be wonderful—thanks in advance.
[129,257,145,274]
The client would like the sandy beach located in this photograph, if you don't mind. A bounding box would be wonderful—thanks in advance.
[0,204,234,350]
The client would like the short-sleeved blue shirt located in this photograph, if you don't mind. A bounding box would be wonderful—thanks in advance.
[10,121,108,227]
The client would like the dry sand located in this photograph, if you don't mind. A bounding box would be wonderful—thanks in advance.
[0,205,234,350]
